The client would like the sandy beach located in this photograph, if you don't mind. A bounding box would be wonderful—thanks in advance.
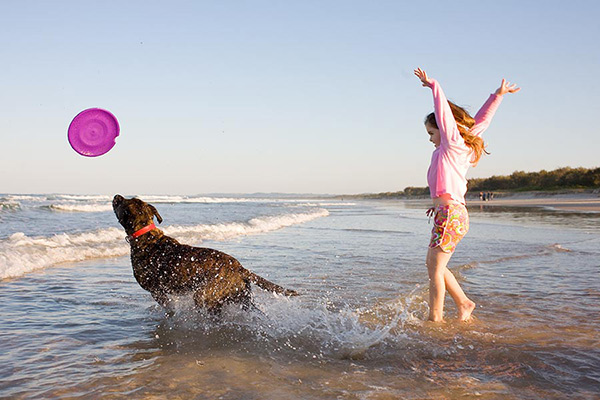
[467,192,600,212]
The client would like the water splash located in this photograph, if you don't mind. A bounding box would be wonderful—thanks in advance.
[152,286,424,361]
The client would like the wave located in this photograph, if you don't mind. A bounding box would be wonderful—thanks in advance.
[138,195,331,204]
[164,208,329,242]
[0,228,127,280]
[46,204,114,213]
[2,195,46,201]
[47,194,112,202]
[42,197,293,213]
[0,201,21,212]
[3,194,110,202]
[140,195,261,204]
[293,202,357,207]
[2,194,342,209]
[0,209,329,280]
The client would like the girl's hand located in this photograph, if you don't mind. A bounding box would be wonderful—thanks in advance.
[414,67,433,88]
[495,79,521,96]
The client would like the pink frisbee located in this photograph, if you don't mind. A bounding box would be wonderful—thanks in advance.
[68,108,120,157]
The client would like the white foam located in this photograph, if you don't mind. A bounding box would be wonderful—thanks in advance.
[0,201,21,212]
[140,195,252,204]
[3,193,338,207]
[0,209,329,280]
[48,203,114,213]
[0,228,128,280]
[138,195,331,204]
[164,208,329,242]
[295,202,357,207]
[4,195,46,201]
[52,195,112,201]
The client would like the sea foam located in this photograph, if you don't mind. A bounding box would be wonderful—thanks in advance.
[48,204,114,213]
[0,209,329,280]
[0,201,21,212]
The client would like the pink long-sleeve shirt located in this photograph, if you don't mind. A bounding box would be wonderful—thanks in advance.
[427,79,503,204]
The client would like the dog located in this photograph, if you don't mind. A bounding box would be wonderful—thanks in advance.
[112,194,297,312]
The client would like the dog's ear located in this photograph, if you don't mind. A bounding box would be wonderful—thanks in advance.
[149,204,163,224]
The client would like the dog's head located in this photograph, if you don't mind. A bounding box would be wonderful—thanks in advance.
[112,195,163,235]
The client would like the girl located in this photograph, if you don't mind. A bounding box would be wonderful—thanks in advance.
[414,67,520,322]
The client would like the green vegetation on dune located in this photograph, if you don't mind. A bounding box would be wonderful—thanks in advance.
[468,167,600,192]
[344,167,600,199]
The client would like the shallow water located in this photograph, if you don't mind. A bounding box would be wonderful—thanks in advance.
[1,195,599,399]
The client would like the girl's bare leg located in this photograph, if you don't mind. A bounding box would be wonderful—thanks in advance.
[426,247,452,321]
[443,267,476,321]
[426,247,476,321]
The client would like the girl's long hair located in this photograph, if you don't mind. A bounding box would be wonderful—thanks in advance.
[425,101,488,165]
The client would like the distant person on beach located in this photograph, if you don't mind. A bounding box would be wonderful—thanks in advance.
[414,67,520,322]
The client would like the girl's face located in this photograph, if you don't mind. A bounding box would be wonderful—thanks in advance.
[425,122,441,147]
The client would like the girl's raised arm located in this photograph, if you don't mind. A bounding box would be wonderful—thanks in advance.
[414,68,460,146]
[472,79,520,136]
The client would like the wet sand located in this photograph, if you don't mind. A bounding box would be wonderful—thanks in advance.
[468,193,600,212]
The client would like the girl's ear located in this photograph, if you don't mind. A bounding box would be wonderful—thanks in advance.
[149,204,163,224]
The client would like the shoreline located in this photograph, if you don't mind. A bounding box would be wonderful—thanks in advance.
[466,190,600,212]
[357,192,600,213]
[466,196,600,212]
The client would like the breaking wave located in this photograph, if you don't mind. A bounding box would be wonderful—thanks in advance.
[0,209,329,280]
[47,204,114,213]
[0,201,21,212]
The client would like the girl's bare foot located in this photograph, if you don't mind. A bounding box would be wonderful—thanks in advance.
[457,300,476,321]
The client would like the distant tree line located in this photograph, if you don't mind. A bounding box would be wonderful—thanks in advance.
[345,167,599,199]
[467,167,600,192]
[355,186,430,199]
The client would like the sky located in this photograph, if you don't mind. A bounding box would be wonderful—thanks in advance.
[1,0,599,195]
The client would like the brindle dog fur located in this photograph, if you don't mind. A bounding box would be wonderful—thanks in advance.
[112,195,297,312]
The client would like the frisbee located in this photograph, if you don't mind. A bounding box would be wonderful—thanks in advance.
[68,108,120,157]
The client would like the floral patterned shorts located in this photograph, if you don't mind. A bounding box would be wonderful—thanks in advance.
[428,203,469,253]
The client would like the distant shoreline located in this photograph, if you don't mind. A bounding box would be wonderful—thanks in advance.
[338,189,600,213]
[466,193,600,212]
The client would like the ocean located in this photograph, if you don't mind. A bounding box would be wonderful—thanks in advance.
[1,194,599,399]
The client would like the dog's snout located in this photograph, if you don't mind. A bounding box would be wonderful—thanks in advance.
[113,194,124,207]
